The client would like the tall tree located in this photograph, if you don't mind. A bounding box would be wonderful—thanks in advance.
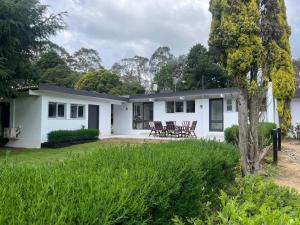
[183,44,229,90]
[209,0,295,174]
[261,0,295,135]
[72,48,103,73]
[153,56,186,92]
[0,0,65,97]
[75,69,121,95]
[35,51,80,88]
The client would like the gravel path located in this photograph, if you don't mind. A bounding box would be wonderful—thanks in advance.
[273,140,300,192]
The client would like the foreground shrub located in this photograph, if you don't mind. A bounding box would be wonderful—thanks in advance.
[0,140,239,225]
[225,122,277,147]
[47,128,99,144]
[175,176,300,225]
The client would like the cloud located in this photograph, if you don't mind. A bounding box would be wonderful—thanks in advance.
[42,0,300,67]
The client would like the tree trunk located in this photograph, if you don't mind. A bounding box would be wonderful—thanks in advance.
[249,93,260,173]
[238,91,249,175]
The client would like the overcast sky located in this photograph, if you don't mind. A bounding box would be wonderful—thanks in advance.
[42,0,300,68]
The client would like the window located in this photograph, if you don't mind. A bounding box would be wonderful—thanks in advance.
[186,101,195,113]
[166,102,175,113]
[166,101,184,113]
[133,102,153,129]
[226,99,233,111]
[48,102,65,118]
[175,102,184,112]
[70,104,85,119]
[209,99,223,131]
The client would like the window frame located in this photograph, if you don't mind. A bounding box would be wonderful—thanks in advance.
[132,102,154,130]
[209,98,224,132]
[186,100,196,113]
[226,99,233,112]
[166,101,185,113]
[48,102,66,119]
[70,104,85,119]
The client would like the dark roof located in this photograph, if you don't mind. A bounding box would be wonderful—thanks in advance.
[295,88,300,98]
[129,88,240,100]
[38,84,128,102]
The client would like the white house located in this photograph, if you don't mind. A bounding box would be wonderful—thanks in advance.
[0,83,298,149]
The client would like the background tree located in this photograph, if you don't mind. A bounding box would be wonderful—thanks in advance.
[293,58,300,87]
[35,51,81,88]
[75,70,121,95]
[72,48,103,73]
[154,56,186,91]
[261,0,295,134]
[183,44,229,90]
[0,0,65,97]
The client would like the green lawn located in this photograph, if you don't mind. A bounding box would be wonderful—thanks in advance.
[0,141,112,166]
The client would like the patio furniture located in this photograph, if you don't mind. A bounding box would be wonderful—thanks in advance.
[186,121,197,138]
[154,121,166,137]
[149,121,156,136]
[297,125,300,140]
[166,121,179,137]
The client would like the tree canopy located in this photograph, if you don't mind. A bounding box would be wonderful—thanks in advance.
[0,0,65,97]
[209,0,295,174]
[183,44,229,90]
[72,48,103,73]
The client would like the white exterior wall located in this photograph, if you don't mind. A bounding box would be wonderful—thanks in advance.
[40,95,112,143]
[114,98,238,140]
[6,96,42,148]
[291,99,300,126]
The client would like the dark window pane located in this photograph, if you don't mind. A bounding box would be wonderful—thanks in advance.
[48,102,56,118]
[186,101,195,113]
[166,102,174,113]
[57,104,65,117]
[78,106,84,118]
[71,105,77,118]
[210,99,223,131]
[226,99,233,111]
[175,102,184,113]
[133,103,143,129]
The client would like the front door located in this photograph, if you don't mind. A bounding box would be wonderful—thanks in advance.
[88,105,99,129]
[209,99,224,132]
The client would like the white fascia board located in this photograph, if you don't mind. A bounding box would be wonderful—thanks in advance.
[29,90,125,105]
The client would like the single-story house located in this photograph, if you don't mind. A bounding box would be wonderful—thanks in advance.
[0,83,299,148]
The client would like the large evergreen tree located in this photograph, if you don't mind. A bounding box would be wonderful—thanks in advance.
[0,0,65,97]
[209,0,295,174]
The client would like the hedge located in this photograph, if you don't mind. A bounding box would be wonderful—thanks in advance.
[175,176,300,224]
[47,129,99,145]
[0,140,239,225]
[225,122,277,146]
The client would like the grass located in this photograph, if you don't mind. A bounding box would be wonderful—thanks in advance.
[0,141,112,166]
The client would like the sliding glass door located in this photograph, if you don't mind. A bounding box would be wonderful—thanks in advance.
[209,99,224,132]
[133,102,153,129]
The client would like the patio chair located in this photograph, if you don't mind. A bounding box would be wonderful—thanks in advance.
[154,121,166,137]
[166,121,179,137]
[297,125,300,140]
[186,121,197,138]
[149,121,156,136]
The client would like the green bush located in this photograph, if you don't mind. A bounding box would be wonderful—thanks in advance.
[47,128,99,144]
[224,125,239,146]
[175,176,300,225]
[0,140,239,225]
[225,122,277,146]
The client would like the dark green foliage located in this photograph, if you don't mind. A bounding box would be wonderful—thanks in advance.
[0,140,239,224]
[47,129,99,144]
[0,0,65,97]
[182,44,230,90]
[225,123,277,146]
[175,176,300,224]
[224,125,239,146]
